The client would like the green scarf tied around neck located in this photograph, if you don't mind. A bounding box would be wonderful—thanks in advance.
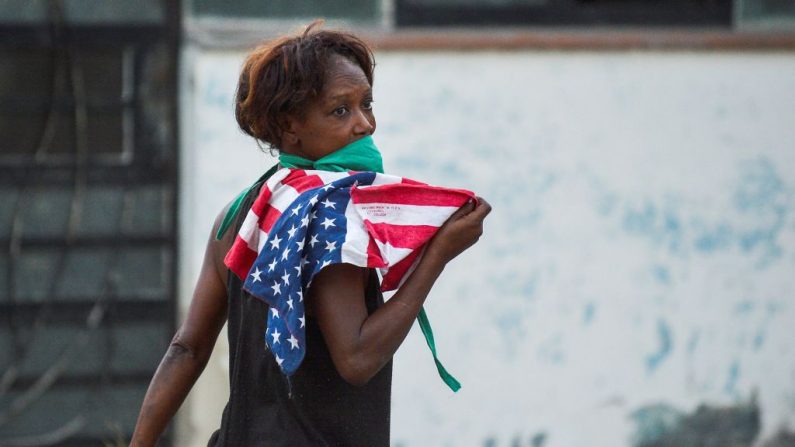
[278,135,384,173]
[217,135,461,392]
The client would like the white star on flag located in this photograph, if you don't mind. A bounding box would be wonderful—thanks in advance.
[250,267,263,283]
[269,234,282,250]
[288,334,299,350]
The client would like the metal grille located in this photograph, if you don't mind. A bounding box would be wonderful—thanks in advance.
[0,1,178,445]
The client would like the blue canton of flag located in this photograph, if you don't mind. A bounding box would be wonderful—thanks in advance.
[242,172,378,375]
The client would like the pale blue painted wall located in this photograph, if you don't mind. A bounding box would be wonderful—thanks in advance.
[179,50,795,446]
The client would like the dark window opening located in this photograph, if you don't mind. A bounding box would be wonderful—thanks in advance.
[0,2,179,445]
[396,0,733,27]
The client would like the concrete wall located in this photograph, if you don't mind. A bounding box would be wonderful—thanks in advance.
[178,49,795,446]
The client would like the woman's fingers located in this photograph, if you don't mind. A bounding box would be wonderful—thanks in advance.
[460,197,492,223]
[471,197,492,219]
[448,197,476,221]
[424,196,491,265]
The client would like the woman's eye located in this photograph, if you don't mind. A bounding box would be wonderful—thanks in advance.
[362,100,374,110]
[333,106,348,117]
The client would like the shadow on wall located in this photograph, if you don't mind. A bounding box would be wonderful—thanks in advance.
[631,395,795,447]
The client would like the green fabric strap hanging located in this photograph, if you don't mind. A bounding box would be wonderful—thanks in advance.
[418,307,461,392]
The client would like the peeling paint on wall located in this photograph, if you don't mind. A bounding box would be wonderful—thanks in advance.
[646,319,673,374]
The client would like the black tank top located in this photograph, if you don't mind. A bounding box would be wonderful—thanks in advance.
[208,176,392,447]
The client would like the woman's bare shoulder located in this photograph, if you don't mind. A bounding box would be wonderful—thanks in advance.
[208,200,238,287]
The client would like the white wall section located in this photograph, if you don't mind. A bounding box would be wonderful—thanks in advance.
[180,50,795,446]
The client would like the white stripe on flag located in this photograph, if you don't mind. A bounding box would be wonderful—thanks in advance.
[354,203,458,227]
[257,228,269,253]
[314,170,351,185]
[373,238,415,267]
[369,173,405,186]
[340,197,369,267]
[269,183,301,213]
[239,210,261,252]
[265,168,291,191]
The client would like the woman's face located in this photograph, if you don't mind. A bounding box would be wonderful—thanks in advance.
[284,54,376,160]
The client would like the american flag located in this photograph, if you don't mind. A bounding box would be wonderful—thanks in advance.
[225,168,474,377]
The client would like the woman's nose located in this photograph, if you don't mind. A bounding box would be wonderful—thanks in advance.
[352,109,375,135]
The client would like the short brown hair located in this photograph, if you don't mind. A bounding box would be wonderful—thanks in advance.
[235,21,375,150]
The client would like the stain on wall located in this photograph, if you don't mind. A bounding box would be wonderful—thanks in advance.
[631,398,760,447]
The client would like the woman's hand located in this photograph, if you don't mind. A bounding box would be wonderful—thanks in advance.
[425,196,492,266]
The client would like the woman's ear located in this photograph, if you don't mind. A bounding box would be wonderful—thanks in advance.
[281,117,300,147]
[282,129,299,146]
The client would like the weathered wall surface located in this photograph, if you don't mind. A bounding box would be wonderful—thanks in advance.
[179,49,795,446]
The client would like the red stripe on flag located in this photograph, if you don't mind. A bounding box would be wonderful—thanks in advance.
[250,186,272,216]
[364,222,439,250]
[282,169,325,194]
[281,168,308,184]
[352,184,473,207]
[257,205,282,233]
[381,250,421,292]
[225,235,258,280]
[366,237,387,268]
[400,177,425,186]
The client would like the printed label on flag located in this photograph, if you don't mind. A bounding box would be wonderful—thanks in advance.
[358,204,402,219]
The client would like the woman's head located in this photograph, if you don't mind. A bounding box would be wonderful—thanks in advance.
[235,21,376,159]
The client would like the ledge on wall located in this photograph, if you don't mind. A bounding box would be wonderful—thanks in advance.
[184,18,795,51]
[363,28,795,51]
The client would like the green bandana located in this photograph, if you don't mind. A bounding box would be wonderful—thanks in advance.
[278,135,384,173]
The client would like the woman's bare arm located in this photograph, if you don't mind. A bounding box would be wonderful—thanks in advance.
[130,207,233,446]
[310,197,491,386]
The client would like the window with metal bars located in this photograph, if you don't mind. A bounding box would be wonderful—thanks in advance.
[0,1,178,445]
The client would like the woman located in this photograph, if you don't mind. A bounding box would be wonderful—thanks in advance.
[131,22,491,446]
